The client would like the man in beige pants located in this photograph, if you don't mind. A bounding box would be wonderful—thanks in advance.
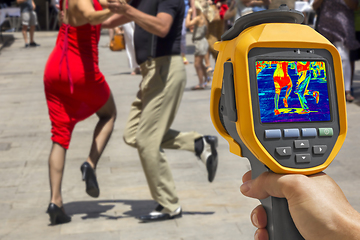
[105,0,219,222]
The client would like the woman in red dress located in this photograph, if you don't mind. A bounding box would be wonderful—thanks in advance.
[43,0,120,225]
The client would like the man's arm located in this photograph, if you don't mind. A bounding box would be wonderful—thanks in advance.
[107,3,173,38]
[98,0,128,9]
[101,13,131,28]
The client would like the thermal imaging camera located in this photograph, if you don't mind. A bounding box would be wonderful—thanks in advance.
[210,5,347,240]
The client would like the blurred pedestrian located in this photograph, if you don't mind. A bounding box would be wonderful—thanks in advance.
[16,0,40,47]
[104,0,219,222]
[215,0,229,19]
[241,0,269,13]
[224,0,245,21]
[181,0,190,65]
[43,0,118,225]
[104,27,115,47]
[313,0,360,102]
[186,2,209,89]
[122,22,141,75]
[205,0,228,65]
[268,0,295,9]
[193,0,215,84]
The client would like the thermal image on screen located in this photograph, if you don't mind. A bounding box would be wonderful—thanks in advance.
[256,60,331,123]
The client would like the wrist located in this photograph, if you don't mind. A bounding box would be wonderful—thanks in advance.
[342,210,360,240]
[121,3,132,16]
[326,208,360,240]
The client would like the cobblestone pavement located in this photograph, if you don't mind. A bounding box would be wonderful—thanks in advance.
[1,30,360,240]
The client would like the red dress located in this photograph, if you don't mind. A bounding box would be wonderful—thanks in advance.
[43,0,110,149]
[273,61,292,95]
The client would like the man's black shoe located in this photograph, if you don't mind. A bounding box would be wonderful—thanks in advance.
[139,204,182,222]
[29,41,40,47]
[196,135,218,182]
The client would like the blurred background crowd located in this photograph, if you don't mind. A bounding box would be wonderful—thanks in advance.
[1,0,359,100]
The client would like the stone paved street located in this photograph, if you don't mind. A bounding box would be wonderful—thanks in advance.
[1,30,360,240]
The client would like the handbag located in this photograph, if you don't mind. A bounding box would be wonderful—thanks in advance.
[109,33,125,51]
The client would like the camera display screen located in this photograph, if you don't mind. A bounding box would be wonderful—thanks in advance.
[256,60,331,123]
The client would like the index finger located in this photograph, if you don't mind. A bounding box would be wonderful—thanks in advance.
[240,171,305,200]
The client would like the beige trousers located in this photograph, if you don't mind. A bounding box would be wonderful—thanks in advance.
[123,55,202,213]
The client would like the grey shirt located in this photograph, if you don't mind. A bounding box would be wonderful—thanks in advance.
[19,0,33,13]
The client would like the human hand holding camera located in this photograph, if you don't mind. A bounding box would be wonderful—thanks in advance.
[241,171,360,240]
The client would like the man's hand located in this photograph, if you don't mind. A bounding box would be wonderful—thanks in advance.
[240,171,360,240]
[107,0,127,14]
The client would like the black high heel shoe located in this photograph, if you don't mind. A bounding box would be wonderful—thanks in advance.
[80,162,100,198]
[47,203,71,225]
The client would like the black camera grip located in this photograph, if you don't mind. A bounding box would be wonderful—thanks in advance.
[247,149,305,240]
[260,196,304,240]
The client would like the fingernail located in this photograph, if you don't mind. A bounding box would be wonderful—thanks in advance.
[240,181,251,193]
[254,231,259,240]
[252,213,259,227]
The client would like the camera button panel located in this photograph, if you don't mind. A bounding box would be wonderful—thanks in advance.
[262,127,336,168]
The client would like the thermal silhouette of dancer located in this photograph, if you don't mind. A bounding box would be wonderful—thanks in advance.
[273,61,293,115]
[295,61,319,114]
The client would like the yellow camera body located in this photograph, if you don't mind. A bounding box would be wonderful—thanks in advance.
[211,13,347,176]
[211,6,348,239]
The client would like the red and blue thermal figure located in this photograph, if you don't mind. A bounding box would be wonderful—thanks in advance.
[256,60,331,123]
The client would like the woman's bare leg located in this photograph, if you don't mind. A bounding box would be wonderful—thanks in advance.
[49,93,116,205]
[204,50,210,68]
[48,142,66,207]
[86,93,117,169]
[194,55,206,86]
[29,25,35,43]
[22,25,28,44]
[108,28,114,45]
[201,57,207,82]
